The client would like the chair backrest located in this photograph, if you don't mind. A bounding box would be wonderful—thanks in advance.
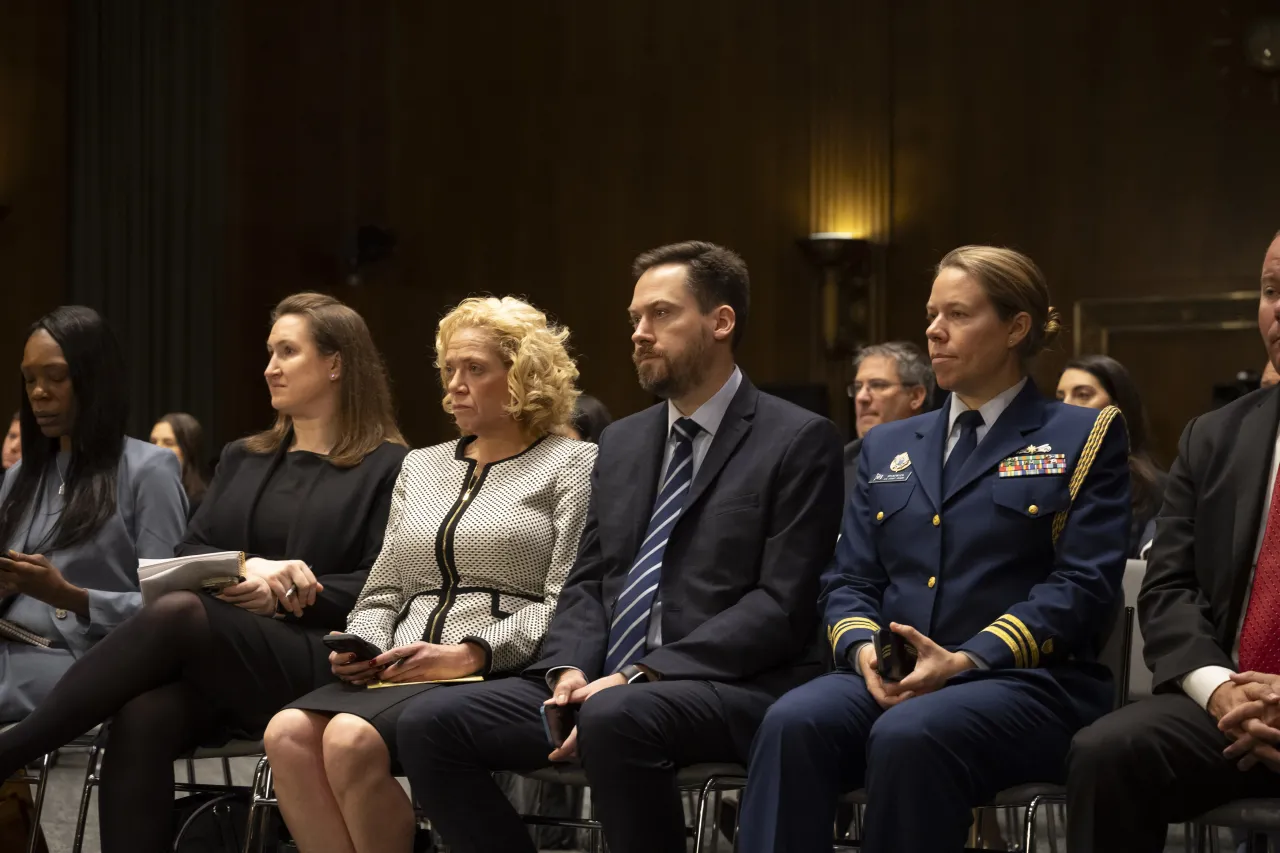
[1122,559,1155,701]
[1098,604,1134,710]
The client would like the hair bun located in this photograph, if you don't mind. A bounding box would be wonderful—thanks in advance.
[1042,306,1062,347]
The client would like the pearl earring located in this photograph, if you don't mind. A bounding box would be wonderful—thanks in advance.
[330,373,337,380]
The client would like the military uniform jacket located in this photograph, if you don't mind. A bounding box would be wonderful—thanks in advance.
[823,381,1131,681]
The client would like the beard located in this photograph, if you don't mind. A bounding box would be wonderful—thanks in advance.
[634,332,710,399]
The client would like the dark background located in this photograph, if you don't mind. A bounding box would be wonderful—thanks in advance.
[3,0,1279,465]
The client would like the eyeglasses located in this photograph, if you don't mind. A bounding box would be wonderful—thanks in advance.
[848,380,914,399]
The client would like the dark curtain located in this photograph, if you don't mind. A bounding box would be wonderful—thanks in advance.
[69,0,225,447]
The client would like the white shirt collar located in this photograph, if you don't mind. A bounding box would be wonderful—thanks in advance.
[667,366,743,439]
[947,377,1028,435]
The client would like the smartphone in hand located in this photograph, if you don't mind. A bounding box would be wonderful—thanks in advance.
[874,627,918,682]
[540,703,579,749]
[322,633,384,662]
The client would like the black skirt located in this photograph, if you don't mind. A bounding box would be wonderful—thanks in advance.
[285,680,439,756]
[197,595,337,742]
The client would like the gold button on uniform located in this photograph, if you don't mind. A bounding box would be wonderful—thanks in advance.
[54,609,68,620]
[927,577,936,588]
[932,514,941,527]
[876,511,885,521]
[1028,505,1039,516]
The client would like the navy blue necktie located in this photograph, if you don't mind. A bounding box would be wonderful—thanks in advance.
[943,409,984,493]
[604,417,701,673]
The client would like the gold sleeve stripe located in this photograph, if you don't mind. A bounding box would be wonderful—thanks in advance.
[982,624,1025,668]
[997,615,1039,668]
[990,617,1029,665]
[1052,405,1123,544]
[829,620,881,646]
[829,617,880,630]
[829,614,880,648]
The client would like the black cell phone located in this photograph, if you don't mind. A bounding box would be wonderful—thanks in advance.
[322,633,384,662]
[874,627,918,683]
[540,703,579,749]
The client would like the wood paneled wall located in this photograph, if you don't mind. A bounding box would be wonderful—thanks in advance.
[885,0,1280,463]
[0,0,68,398]
[221,0,899,447]
[8,0,1278,463]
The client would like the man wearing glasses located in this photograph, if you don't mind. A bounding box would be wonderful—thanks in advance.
[845,342,934,495]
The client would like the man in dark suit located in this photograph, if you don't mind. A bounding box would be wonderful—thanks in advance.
[1068,230,1280,852]
[395,241,844,853]
[843,342,934,495]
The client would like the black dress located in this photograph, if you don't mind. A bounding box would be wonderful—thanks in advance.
[179,438,406,740]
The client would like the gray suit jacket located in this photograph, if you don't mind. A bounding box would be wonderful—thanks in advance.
[0,438,187,720]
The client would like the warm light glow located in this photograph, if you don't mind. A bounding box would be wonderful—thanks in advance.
[808,231,856,241]
[812,213,873,240]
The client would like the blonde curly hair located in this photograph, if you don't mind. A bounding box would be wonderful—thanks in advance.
[435,296,580,436]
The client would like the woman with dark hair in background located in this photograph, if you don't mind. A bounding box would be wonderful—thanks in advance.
[0,293,407,853]
[566,393,613,443]
[1057,354,1167,557]
[150,412,209,515]
[0,307,187,721]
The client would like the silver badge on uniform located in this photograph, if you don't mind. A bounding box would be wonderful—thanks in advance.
[889,452,912,473]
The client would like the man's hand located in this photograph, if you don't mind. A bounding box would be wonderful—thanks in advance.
[0,551,88,616]
[545,672,628,762]
[216,575,277,616]
[550,669,588,706]
[244,558,323,617]
[881,622,975,699]
[857,643,913,710]
[373,642,485,684]
[1212,673,1280,771]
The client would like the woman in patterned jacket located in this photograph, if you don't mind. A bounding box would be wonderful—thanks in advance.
[265,296,597,853]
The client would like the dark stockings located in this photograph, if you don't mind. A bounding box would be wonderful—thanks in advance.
[0,591,222,853]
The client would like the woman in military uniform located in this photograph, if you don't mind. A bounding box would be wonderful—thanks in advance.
[737,245,1132,853]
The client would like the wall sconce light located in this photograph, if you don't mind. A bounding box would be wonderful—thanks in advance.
[797,232,872,356]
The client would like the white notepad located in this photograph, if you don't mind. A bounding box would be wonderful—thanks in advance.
[137,551,246,604]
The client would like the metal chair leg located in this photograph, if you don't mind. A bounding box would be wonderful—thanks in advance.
[71,742,103,853]
[26,751,53,853]
[1022,796,1041,853]
[243,756,272,853]
[692,778,719,853]
[185,757,197,784]
[222,756,233,787]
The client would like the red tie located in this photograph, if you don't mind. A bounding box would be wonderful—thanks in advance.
[1239,465,1280,674]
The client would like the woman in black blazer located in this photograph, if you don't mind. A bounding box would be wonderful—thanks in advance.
[0,293,407,853]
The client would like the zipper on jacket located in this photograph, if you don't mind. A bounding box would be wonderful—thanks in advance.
[425,467,484,643]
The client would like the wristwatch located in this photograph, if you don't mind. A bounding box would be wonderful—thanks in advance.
[619,664,652,683]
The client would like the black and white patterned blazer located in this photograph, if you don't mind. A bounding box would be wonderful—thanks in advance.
[346,434,595,674]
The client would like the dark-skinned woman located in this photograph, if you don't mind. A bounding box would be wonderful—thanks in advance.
[0,306,187,721]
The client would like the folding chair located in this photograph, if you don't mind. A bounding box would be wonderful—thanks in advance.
[2,724,99,853]
[516,763,748,853]
[71,733,265,853]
